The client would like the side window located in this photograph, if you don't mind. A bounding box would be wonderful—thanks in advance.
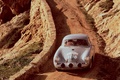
[77,39,88,46]
[87,38,91,46]
[64,39,89,46]
[65,40,74,46]
[81,40,88,46]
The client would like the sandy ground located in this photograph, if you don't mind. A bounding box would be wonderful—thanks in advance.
[29,0,104,80]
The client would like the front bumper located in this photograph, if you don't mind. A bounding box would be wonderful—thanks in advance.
[54,62,90,70]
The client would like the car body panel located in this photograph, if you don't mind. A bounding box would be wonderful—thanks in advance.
[53,34,95,70]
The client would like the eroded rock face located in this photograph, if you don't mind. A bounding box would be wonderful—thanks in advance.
[2,0,31,15]
[0,11,29,49]
[0,0,31,23]
[80,0,120,58]
[0,0,14,23]
[0,0,44,78]
[0,0,44,63]
[79,0,120,79]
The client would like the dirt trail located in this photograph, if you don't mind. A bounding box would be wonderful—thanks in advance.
[30,0,103,80]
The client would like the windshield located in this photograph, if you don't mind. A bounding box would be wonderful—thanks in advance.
[65,39,89,46]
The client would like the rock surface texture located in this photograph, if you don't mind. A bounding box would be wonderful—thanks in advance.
[0,0,56,79]
[80,0,120,57]
[0,0,119,80]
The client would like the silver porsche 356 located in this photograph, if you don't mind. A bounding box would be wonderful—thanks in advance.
[53,34,95,70]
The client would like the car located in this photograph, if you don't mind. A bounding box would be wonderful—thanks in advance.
[53,34,95,70]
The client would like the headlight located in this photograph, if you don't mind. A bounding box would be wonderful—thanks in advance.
[55,56,60,62]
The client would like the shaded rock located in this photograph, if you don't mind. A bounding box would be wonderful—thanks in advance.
[2,0,31,15]
[0,0,14,23]
[0,11,29,49]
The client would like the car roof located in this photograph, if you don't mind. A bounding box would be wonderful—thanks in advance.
[63,34,88,40]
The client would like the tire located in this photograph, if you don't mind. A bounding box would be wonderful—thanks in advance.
[89,61,92,69]
[87,59,93,69]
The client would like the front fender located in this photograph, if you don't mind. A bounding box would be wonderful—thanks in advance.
[81,48,90,61]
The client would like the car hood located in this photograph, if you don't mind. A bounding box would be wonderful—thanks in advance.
[59,46,91,62]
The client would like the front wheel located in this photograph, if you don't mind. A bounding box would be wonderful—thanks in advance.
[87,59,93,69]
[88,61,92,69]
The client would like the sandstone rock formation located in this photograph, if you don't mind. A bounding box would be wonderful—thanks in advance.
[79,0,120,79]
[2,0,31,15]
[80,0,120,57]
[0,0,31,23]
[0,0,14,23]
[0,0,120,79]
[0,0,44,79]
[0,0,56,79]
